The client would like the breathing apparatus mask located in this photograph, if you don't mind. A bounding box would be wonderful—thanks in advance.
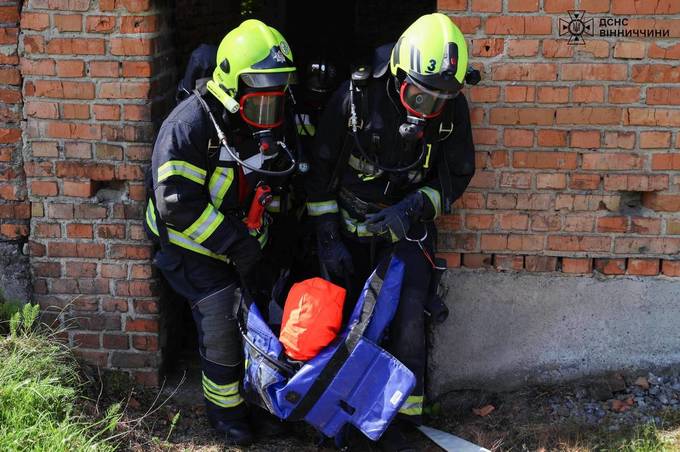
[397,76,459,143]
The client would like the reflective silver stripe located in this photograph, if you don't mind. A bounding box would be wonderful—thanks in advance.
[157,160,207,185]
[183,206,224,244]
[306,200,339,216]
[418,186,442,219]
[266,196,281,213]
[208,167,234,209]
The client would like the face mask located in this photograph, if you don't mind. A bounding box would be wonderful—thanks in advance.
[399,81,448,119]
[239,90,286,129]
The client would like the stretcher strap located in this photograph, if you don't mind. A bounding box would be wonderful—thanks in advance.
[287,267,385,420]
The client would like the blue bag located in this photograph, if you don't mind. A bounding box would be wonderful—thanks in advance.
[240,256,415,440]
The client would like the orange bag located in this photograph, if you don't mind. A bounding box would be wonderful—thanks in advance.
[279,277,346,361]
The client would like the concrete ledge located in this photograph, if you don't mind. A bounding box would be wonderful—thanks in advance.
[428,269,680,396]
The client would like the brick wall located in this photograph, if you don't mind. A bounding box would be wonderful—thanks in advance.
[437,0,680,277]
[0,1,28,244]
[20,0,176,385]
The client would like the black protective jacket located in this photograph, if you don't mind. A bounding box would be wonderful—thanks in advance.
[145,87,294,261]
[305,73,475,238]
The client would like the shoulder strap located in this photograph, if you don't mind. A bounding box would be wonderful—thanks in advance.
[327,132,356,193]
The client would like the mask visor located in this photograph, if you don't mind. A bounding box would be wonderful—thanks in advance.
[240,91,285,129]
[399,82,448,119]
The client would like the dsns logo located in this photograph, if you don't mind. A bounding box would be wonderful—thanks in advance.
[559,10,594,45]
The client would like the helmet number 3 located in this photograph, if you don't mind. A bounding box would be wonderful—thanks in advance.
[426,59,436,73]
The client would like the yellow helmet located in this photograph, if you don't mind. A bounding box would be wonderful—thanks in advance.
[389,13,468,95]
[208,19,297,113]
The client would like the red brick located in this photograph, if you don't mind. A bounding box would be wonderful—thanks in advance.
[110,38,154,56]
[134,299,159,314]
[543,40,573,58]
[449,16,481,34]
[581,0,609,12]
[465,214,494,230]
[471,0,501,11]
[30,180,58,196]
[86,15,115,32]
[573,86,605,103]
[561,64,627,81]
[99,82,150,99]
[537,87,568,103]
[56,60,85,77]
[562,258,592,274]
[121,61,152,78]
[469,86,500,103]
[462,253,493,268]
[20,12,49,30]
[505,39,539,57]
[608,86,640,104]
[536,173,566,189]
[625,108,680,127]
[499,213,529,230]
[61,103,89,120]
[34,223,61,238]
[503,129,533,147]
[492,64,557,81]
[103,334,129,350]
[505,86,535,102]
[46,38,105,55]
[73,333,100,349]
[125,318,159,333]
[627,259,660,276]
[614,41,646,59]
[513,151,577,169]
[547,235,611,252]
[499,172,531,189]
[66,223,93,238]
[631,217,661,235]
[0,28,18,45]
[648,43,680,60]
[594,258,626,275]
[23,35,45,54]
[132,335,159,351]
[604,174,667,192]
[25,102,59,119]
[603,131,636,149]
[556,108,621,125]
[642,193,680,212]
[525,256,557,272]
[640,131,670,149]
[93,104,121,121]
[485,16,551,35]
[56,161,114,180]
[494,254,524,271]
[581,153,641,171]
[439,0,467,9]
[563,215,592,233]
[65,262,97,278]
[597,216,628,233]
[119,0,152,12]
[508,0,538,11]
[579,41,609,58]
[632,65,680,83]
[89,61,119,77]
[45,0,91,11]
[33,80,94,99]
[34,262,61,277]
[120,15,158,33]
[54,14,82,32]
[611,0,680,14]
[508,234,545,251]
[570,130,600,149]
[537,130,567,147]
[491,108,555,125]
[544,0,574,12]
[662,260,680,277]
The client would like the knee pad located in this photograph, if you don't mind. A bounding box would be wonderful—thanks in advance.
[192,285,243,367]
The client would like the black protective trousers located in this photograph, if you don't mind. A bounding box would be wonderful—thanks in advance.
[152,246,248,426]
[342,222,435,425]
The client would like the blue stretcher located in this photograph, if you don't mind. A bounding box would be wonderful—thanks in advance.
[238,256,415,440]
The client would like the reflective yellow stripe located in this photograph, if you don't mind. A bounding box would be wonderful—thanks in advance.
[306,200,339,216]
[423,143,432,169]
[158,160,206,185]
[398,395,423,416]
[202,373,239,394]
[202,374,244,408]
[146,199,229,262]
[339,208,399,242]
[208,167,234,209]
[182,205,224,244]
[267,195,281,213]
[418,186,442,219]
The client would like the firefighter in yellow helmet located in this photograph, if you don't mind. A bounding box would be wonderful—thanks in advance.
[306,13,477,450]
[145,19,299,445]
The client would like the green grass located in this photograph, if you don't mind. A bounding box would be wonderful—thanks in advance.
[0,304,121,452]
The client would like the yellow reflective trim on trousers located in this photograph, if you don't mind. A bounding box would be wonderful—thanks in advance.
[202,373,239,394]
[340,208,399,242]
[418,186,442,219]
[398,395,424,416]
[208,167,234,209]
[306,200,339,216]
[204,389,244,408]
[158,160,206,185]
[146,199,229,262]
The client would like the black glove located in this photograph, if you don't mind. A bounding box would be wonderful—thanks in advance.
[316,216,354,278]
[226,233,262,293]
[365,191,424,241]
